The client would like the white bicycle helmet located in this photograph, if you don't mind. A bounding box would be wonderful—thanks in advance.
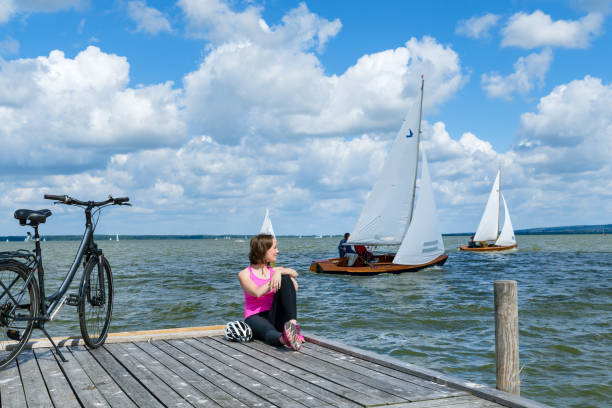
[224,321,253,342]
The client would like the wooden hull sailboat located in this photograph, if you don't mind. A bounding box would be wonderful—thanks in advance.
[458,243,517,252]
[459,170,517,252]
[310,254,448,275]
[310,78,448,276]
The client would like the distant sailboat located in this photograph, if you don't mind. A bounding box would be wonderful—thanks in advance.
[459,169,517,252]
[311,77,448,275]
[116,233,119,242]
[260,208,275,237]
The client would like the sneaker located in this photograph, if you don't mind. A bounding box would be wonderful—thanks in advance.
[294,321,305,343]
[283,321,301,351]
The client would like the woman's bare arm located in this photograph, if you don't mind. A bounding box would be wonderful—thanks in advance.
[238,268,274,297]
[274,266,298,278]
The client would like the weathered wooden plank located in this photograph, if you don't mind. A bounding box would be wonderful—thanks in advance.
[206,336,362,408]
[154,339,276,407]
[306,334,553,408]
[246,338,406,405]
[302,342,467,401]
[55,345,111,407]
[306,341,467,392]
[135,340,249,408]
[0,360,27,408]
[88,346,164,408]
[207,337,365,408]
[367,394,507,407]
[104,343,193,407]
[113,341,221,407]
[168,339,286,407]
[187,337,322,407]
[16,348,53,407]
[69,345,138,408]
[32,348,80,408]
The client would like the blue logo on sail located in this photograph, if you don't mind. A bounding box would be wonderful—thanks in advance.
[406,129,414,138]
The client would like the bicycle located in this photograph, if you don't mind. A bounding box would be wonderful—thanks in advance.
[0,194,130,369]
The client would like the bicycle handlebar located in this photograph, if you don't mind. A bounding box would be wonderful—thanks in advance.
[44,194,130,207]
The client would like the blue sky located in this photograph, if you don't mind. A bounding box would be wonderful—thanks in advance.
[0,0,611,236]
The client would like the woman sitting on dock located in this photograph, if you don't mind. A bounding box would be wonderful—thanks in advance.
[238,234,303,351]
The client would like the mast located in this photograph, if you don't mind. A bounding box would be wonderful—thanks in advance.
[408,76,424,226]
[497,168,501,241]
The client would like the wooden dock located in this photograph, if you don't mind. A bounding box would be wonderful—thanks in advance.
[0,326,551,407]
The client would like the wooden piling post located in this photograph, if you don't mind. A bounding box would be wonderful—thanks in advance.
[494,280,520,395]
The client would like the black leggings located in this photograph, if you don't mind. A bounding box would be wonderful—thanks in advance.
[245,275,297,346]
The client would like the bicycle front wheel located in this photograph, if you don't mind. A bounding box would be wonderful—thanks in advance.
[78,256,113,348]
[0,262,39,369]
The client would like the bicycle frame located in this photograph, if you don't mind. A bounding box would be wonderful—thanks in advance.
[32,205,101,321]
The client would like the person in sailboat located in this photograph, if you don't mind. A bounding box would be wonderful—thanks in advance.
[468,235,480,248]
[338,233,356,257]
[238,234,304,351]
[354,245,374,262]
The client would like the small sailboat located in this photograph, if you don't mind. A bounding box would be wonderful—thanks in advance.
[311,77,448,275]
[116,233,119,242]
[260,208,276,237]
[459,169,517,252]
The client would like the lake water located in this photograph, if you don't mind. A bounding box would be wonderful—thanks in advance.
[2,235,610,408]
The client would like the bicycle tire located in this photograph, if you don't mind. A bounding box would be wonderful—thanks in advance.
[0,262,39,369]
[78,256,113,348]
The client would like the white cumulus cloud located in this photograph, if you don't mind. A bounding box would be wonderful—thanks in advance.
[127,1,172,35]
[178,0,341,53]
[517,75,612,172]
[455,13,501,39]
[501,10,603,49]
[0,46,186,173]
[184,35,465,143]
[481,48,553,100]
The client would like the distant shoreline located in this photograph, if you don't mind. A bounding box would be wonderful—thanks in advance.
[1,224,609,241]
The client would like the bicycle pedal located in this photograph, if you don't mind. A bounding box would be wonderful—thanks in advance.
[7,329,21,341]
[66,293,80,306]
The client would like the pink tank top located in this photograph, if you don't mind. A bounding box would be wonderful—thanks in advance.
[244,265,275,319]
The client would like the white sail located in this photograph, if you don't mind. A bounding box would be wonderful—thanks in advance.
[495,193,516,246]
[259,208,275,236]
[116,234,119,242]
[473,170,501,242]
[348,103,420,245]
[393,148,444,265]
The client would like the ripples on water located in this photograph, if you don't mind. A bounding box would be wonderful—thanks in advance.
[2,235,610,408]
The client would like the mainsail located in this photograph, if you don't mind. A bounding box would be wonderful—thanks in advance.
[495,193,516,246]
[347,102,420,245]
[260,208,275,236]
[393,148,445,265]
[473,170,501,242]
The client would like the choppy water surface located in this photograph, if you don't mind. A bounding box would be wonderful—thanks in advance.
[3,235,610,407]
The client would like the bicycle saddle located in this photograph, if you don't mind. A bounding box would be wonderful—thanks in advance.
[14,209,52,226]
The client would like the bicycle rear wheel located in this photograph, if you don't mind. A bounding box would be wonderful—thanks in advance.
[0,262,39,369]
[78,256,113,348]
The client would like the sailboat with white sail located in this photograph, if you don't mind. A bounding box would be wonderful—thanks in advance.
[459,169,517,251]
[259,208,275,237]
[310,78,448,275]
